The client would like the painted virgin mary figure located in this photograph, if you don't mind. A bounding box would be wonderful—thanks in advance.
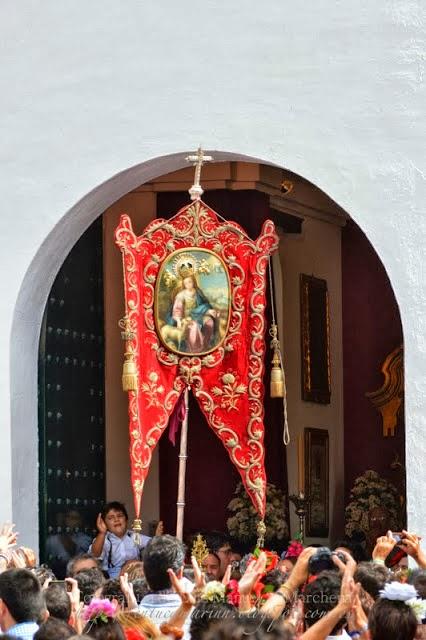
[166,271,220,353]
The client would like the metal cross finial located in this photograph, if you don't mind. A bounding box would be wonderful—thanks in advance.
[186,146,213,201]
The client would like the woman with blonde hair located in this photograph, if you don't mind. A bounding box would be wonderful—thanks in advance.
[116,611,161,640]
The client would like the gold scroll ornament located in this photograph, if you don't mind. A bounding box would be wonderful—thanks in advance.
[366,345,404,437]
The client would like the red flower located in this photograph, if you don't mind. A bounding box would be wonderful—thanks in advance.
[226,580,240,606]
[284,540,304,560]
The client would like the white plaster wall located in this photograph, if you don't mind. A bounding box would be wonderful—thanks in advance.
[1,1,424,552]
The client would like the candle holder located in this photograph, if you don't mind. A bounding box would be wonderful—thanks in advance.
[289,492,310,543]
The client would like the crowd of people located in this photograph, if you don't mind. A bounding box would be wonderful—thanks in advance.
[0,500,426,640]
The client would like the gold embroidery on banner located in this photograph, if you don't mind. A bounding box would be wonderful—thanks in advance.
[140,372,165,408]
[211,371,247,411]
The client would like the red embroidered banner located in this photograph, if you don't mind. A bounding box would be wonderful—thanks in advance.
[115,201,278,519]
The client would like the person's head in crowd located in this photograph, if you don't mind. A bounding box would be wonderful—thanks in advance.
[67,554,101,578]
[332,539,356,559]
[354,561,389,600]
[203,532,232,579]
[142,535,185,592]
[202,553,221,581]
[410,570,426,599]
[332,540,368,564]
[44,582,72,621]
[34,618,75,640]
[262,568,286,592]
[32,566,56,588]
[116,611,161,640]
[76,568,105,602]
[369,586,418,640]
[203,612,295,640]
[100,503,129,540]
[131,579,149,605]
[119,561,144,582]
[303,570,345,634]
[83,599,125,640]
[0,569,45,632]
[189,600,237,640]
[100,580,125,609]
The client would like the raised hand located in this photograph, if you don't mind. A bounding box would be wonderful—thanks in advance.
[0,523,18,554]
[65,577,82,614]
[167,568,196,607]
[287,547,316,589]
[400,530,426,568]
[191,555,206,591]
[96,513,108,534]
[119,572,137,610]
[221,563,232,586]
[238,552,267,596]
[332,549,356,578]
[372,530,396,561]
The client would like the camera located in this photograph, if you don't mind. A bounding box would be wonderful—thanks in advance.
[308,547,346,576]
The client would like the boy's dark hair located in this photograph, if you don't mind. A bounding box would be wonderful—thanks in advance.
[332,539,367,563]
[66,553,101,578]
[142,535,185,591]
[131,578,149,604]
[303,570,345,634]
[100,579,125,605]
[369,598,417,640]
[0,569,44,623]
[44,583,72,621]
[354,562,389,600]
[190,600,236,640]
[101,502,128,522]
[34,618,75,640]
[203,532,230,554]
[75,568,105,602]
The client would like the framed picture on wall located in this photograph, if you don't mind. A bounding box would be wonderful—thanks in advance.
[300,274,331,403]
[305,428,329,537]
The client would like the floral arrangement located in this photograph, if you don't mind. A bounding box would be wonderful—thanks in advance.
[227,482,288,545]
[283,539,304,560]
[83,598,118,624]
[201,581,227,603]
[345,470,401,538]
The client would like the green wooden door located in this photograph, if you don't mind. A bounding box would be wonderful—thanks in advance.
[38,217,106,577]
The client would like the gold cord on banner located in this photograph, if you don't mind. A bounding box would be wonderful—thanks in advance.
[268,258,290,445]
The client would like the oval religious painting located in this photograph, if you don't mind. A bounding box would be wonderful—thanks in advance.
[155,248,230,356]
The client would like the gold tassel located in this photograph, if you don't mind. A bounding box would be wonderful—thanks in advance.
[256,519,267,549]
[122,352,138,391]
[270,322,285,398]
[132,518,142,545]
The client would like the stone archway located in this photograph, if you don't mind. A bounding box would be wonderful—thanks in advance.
[10,151,405,554]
